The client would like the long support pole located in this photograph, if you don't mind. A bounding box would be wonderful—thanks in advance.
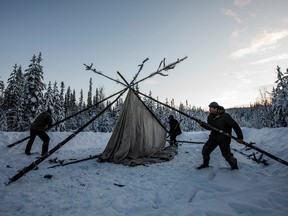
[7,89,126,148]
[137,90,288,166]
[6,88,128,185]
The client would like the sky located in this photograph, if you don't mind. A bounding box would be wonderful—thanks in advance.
[1,127,288,215]
[1,0,288,109]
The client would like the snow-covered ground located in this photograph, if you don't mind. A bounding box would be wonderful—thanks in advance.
[1,127,288,216]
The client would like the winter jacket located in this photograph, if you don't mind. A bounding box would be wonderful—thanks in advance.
[202,107,243,143]
[30,111,53,131]
[169,118,182,136]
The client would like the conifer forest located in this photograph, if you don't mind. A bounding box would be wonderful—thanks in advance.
[0,53,287,132]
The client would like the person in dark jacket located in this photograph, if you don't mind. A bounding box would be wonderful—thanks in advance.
[25,109,53,156]
[168,115,182,147]
[197,102,244,170]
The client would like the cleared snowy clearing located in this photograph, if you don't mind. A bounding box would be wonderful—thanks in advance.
[1,127,288,216]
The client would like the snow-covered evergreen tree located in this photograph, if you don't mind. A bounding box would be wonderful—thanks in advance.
[0,77,4,104]
[69,90,79,130]
[97,100,113,132]
[107,96,124,132]
[76,89,89,131]
[180,101,205,131]
[161,98,171,129]
[58,81,66,131]
[271,66,288,127]
[0,76,6,131]
[145,90,156,111]
[94,87,106,132]
[87,78,93,108]
[113,97,124,121]
[43,81,54,110]
[255,87,274,127]
[64,87,78,130]
[2,64,25,131]
[178,101,188,131]
[52,81,65,131]
[228,107,252,128]
[22,53,46,130]
[79,89,84,109]
[168,99,177,121]
[64,86,72,117]
[154,96,164,125]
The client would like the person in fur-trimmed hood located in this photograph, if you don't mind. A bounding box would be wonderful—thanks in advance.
[197,102,244,170]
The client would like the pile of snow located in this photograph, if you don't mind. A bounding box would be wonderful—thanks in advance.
[1,127,288,216]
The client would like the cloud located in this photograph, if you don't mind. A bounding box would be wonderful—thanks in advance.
[234,0,251,8]
[230,28,247,40]
[230,29,288,58]
[249,53,288,65]
[235,72,251,86]
[221,8,242,24]
[231,31,240,40]
[282,17,288,24]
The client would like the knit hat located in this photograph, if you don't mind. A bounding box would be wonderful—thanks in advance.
[208,102,219,108]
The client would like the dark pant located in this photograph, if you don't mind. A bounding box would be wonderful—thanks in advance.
[25,129,50,155]
[169,133,178,146]
[201,138,238,168]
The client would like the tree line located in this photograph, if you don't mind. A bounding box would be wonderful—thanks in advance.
[0,53,287,132]
[228,66,288,129]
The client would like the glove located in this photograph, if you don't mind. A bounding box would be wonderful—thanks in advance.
[236,139,244,144]
[197,120,204,125]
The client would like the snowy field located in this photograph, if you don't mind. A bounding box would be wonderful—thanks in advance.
[1,127,288,216]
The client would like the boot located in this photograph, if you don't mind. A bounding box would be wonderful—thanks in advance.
[170,140,175,146]
[229,158,239,170]
[231,163,239,170]
[25,140,33,155]
[197,158,209,169]
[41,141,49,156]
[25,150,31,156]
[197,164,209,169]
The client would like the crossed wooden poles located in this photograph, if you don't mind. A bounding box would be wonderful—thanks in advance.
[5,56,187,185]
[5,55,288,185]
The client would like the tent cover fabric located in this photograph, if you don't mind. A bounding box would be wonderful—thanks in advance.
[98,89,177,166]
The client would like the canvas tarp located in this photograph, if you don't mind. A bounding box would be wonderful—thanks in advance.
[98,89,177,165]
